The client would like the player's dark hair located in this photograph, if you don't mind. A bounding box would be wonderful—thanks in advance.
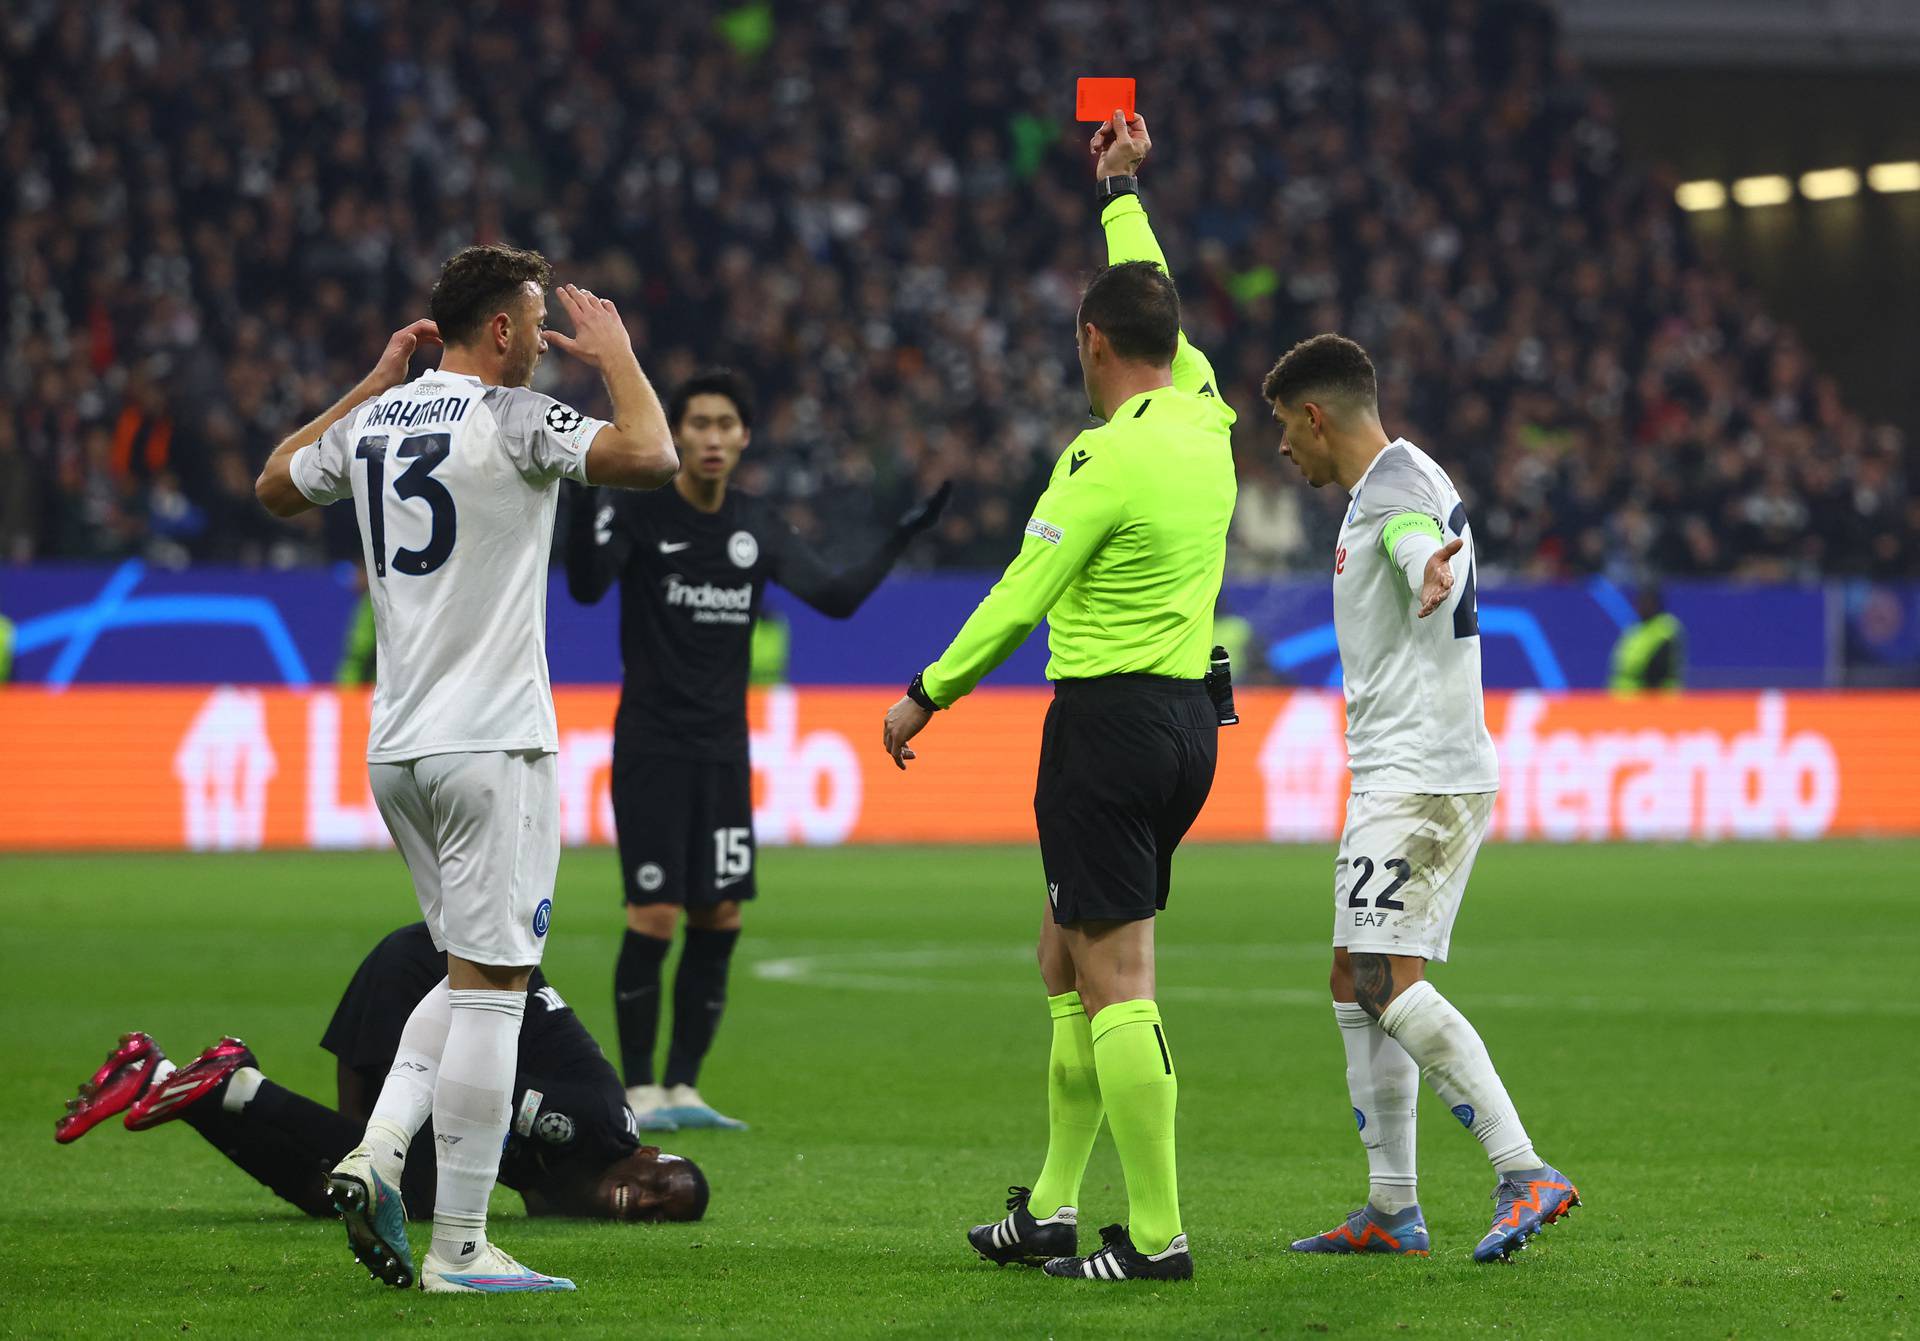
[671,1158,711,1222]
[1262,333,1378,409]
[428,244,553,347]
[668,368,756,430]
[1077,260,1180,365]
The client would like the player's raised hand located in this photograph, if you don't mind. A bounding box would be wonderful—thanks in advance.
[1417,537,1465,618]
[1091,110,1151,179]
[369,318,441,391]
[883,696,932,771]
[545,284,634,370]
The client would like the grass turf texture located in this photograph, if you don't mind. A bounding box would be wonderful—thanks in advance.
[1,842,1915,1339]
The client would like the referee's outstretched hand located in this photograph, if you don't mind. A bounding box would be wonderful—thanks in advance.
[883,696,932,771]
[1417,538,1464,618]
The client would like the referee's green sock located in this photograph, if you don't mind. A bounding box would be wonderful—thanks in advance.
[1028,991,1102,1218]
[1091,999,1182,1255]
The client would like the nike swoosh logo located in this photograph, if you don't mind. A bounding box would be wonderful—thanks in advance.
[715,874,748,890]
[659,540,691,554]
[615,988,657,1003]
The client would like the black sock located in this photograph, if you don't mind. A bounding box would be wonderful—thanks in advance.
[615,929,673,1087]
[248,1079,362,1161]
[663,926,741,1089]
[182,1088,337,1218]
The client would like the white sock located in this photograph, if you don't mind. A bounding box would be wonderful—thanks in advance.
[363,977,452,1183]
[1379,981,1540,1175]
[429,988,526,1267]
[1333,1002,1419,1214]
[220,1066,264,1113]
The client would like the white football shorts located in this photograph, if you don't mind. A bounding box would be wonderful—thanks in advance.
[369,749,559,967]
[1332,790,1496,963]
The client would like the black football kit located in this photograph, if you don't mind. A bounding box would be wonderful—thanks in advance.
[176,924,639,1219]
[565,477,944,1092]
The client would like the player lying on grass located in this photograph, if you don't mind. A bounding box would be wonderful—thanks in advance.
[1263,333,1580,1263]
[55,923,709,1227]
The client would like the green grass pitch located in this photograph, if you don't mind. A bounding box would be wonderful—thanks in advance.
[2,841,1915,1338]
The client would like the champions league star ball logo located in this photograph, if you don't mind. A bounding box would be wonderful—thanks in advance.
[546,404,584,435]
[728,531,759,568]
[535,1110,576,1145]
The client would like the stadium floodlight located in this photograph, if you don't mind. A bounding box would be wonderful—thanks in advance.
[1798,167,1860,201]
[1730,175,1793,207]
[1674,180,1727,212]
[1866,161,1920,193]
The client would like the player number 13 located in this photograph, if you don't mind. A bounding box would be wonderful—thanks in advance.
[356,432,458,577]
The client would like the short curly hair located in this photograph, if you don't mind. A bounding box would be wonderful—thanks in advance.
[1261,333,1378,409]
[428,244,553,346]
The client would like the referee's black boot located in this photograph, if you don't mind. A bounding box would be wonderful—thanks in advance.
[968,1185,1077,1266]
[1043,1223,1194,1281]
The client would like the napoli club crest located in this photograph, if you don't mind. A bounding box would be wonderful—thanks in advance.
[531,898,552,937]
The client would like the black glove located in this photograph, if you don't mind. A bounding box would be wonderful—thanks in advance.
[897,481,953,536]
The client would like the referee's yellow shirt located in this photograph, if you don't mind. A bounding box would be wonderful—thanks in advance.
[920,196,1238,705]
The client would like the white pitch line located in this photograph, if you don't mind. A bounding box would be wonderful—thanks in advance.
[746,945,1920,1018]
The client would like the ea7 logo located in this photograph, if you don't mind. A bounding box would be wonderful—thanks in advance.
[1335,546,1347,575]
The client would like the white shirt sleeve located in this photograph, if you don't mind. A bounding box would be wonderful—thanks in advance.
[1391,527,1443,590]
[486,386,609,485]
[288,418,356,506]
[1359,450,1448,595]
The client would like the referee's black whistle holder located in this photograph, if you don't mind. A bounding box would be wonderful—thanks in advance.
[1207,645,1239,727]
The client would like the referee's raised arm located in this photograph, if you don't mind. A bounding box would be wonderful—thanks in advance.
[884,111,1237,1282]
[1087,112,1228,403]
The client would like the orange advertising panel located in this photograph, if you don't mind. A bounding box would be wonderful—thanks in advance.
[1,687,1916,851]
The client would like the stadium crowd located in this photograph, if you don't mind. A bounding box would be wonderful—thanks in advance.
[2,0,1912,578]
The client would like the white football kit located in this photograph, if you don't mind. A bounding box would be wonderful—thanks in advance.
[291,370,608,965]
[1331,439,1498,962]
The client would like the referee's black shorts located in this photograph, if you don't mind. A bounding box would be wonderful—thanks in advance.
[1034,674,1219,926]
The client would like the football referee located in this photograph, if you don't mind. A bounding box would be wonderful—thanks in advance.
[882,112,1236,1284]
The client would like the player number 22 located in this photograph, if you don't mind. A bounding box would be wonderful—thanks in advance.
[355,432,458,577]
[1346,856,1410,910]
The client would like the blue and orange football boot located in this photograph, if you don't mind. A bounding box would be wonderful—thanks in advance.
[124,1037,255,1131]
[1290,1203,1431,1256]
[1472,1165,1580,1262]
[55,1032,167,1143]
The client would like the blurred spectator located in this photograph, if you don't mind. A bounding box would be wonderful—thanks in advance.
[0,0,1908,577]
[1608,584,1686,692]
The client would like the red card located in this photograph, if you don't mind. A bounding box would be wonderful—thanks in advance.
[1075,77,1136,123]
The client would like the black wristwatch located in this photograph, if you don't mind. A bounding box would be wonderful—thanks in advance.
[1096,174,1140,207]
[906,672,941,713]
